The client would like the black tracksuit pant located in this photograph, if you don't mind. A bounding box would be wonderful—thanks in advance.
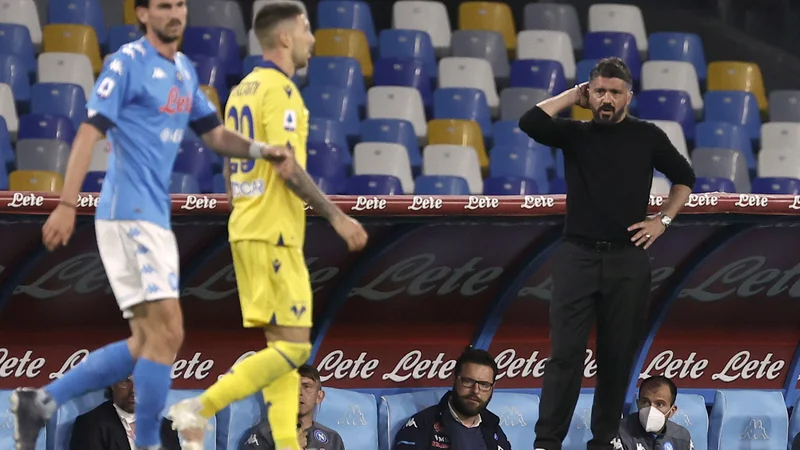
[534,238,652,450]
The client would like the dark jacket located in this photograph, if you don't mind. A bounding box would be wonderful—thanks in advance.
[614,414,693,450]
[69,400,181,450]
[392,391,512,450]
[238,419,345,450]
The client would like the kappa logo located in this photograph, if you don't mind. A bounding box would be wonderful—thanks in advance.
[739,418,769,440]
[499,406,526,427]
[337,404,367,426]
[576,408,591,430]
[246,433,258,445]
[404,418,417,428]
[636,443,646,450]
[153,67,167,79]
[610,438,623,450]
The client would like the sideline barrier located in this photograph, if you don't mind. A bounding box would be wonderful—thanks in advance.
[0,192,799,408]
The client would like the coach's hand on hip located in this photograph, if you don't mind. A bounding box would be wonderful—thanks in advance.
[628,215,666,249]
[42,203,77,251]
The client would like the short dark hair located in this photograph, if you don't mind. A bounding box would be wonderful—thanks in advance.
[299,364,322,385]
[589,57,633,88]
[253,2,306,48]
[454,346,498,381]
[639,375,677,405]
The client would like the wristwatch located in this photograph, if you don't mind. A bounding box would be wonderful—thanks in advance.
[657,212,672,227]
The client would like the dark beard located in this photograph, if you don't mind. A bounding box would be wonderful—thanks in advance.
[592,106,625,124]
[155,29,180,44]
[450,393,489,417]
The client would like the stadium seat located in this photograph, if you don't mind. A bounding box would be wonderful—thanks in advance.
[310,117,348,151]
[366,86,427,141]
[9,169,63,191]
[423,144,483,194]
[707,61,768,111]
[692,148,751,193]
[433,87,492,138]
[458,1,516,54]
[493,120,545,151]
[752,176,800,194]
[523,3,583,50]
[427,118,488,169]
[211,173,225,193]
[704,91,762,141]
[308,56,367,112]
[307,141,349,194]
[48,0,108,46]
[15,139,70,175]
[761,122,800,151]
[378,29,437,82]
[303,85,360,139]
[641,61,703,112]
[583,31,642,81]
[438,57,499,112]
[199,85,221,119]
[758,148,800,179]
[108,24,142,53]
[315,387,378,450]
[224,395,264,450]
[500,87,550,122]
[353,142,414,193]
[89,138,109,171]
[709,390,788,450]
[18,113,75,143]
[695,121,755,170]
[561,393,595,449]
[313,28,373,79]
[588,4,647,55]
[509,59,566,95]
[169,172,200,194]
[486,392,539,448]
[37,53,95,101]
[379,390,447,449]
[637,90,695,140]
[123,0,136,25]
[414,174,471,195]
[629,393,709,450]
[648,32,707,82]
[188,1,247,48]
[790,396,800,446]
[99,0,124,27]
[175,140,216,193]
[484,175,540,195]
[162,390,217,449]
[42,24,103,74]
[0,53,31,103]
[392,1,452,56]
[550,177,567,194]
[359,118,422,169]
[646,120,691,163]
[651,175,671,195]
[82,170,105,192]
[0,0,42,46]
[575,59,600,84]
[516,30,576,80]
[47,390,106,450]
[451,30,510,81]
[0,118,13,164]
[183,26,241,77]
[30,83,87,131]
[346,174,404,195]
[317,0,377,49]
[373,57,431,110]
[0,24,36,75]
[241,54,263,75]
[694,177,736,193]
[490,146,549,191]
[769,90,800,122]
[571,105,594,121]
[0,163,9,189]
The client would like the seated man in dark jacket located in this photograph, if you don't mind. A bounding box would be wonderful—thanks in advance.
[393,347,511,450]
[614,376,693,450]
[69,377,180,450]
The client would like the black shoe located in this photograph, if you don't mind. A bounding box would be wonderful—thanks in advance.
[10,388,48,450]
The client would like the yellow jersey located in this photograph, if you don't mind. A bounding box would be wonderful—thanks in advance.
[225,63,309,246]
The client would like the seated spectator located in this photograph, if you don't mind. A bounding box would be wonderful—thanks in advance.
[393,346,511,450]
[615,375,693,450]
[69,377,180,450]
[240,364,345,450]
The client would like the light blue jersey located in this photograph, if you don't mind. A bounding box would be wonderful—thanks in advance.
[87,37,219,230]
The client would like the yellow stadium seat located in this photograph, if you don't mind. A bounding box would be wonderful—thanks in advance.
[427,119,488,170]
[200,85,222,119]
[9,170,63,192]
[124,0,137,25]
[458,2,517,54]
[43,24,103,74]
[571,106,593,121]
[707,61,768,110]
[313,29,373,79]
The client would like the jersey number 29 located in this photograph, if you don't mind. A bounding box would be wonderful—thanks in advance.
[227,106,255,173]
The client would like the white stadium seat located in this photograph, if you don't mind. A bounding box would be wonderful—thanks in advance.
[651,175,671,195]
[0,0,42,46]
[0,84,19,135]
[646,120,691,163]
[516,30,576,80]
[354,142,415,194]
[641,61,704,112]
[37,53,95,101]
[392,1,452,57]
[89,139,110,171]
[248,29,260,55]
[588,3,648,55]
[367,86,428,141]
[423,144,483,194]
[438,57,499,112]
[761,122,800,151]
[757,148,800,179]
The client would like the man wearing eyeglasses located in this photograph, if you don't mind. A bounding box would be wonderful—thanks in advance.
[392,347,511,450]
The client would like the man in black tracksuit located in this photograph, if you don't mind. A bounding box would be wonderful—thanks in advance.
[614,376,693,450]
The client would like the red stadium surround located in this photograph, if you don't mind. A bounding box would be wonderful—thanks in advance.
[1,191,800,403]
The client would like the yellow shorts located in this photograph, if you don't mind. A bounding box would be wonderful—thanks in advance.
[230,241,313,329]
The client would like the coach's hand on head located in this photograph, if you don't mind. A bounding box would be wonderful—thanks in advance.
[574,82,590,109]
[42,201,77,251]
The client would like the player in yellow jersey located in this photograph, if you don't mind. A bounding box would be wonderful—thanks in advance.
[167,3,368,450]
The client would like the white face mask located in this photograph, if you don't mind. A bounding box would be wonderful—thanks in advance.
[638,406,666,433]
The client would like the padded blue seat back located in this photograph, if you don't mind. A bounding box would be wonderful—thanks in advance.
[378,389,448,450]
[709,390,788,450]
[316,387,379,450]
[486,392,540,449]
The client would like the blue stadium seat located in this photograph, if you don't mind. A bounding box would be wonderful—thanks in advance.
[629,393,709,450]
[489,146,549,192]
[379,389,448,449]
[695,121,755,170]
[510,59,566,95]
[303,85,361,139]
[378,29,437,82]
[317,0,377,48]
[0,117,13,166]
[242,55,263,75]
[0,24,36,76]
[47,389,106,450]
[169,173,201,194]
[108,25,142,53]
[373,57,432,110]
[0,391,42,449]
[162,390,217,449]
[492,120,549,154]
[0,53,31,103]
[82,170,105,191]
[576,58,600,84]
[484,175,540,195]
[307,141,349,194]
[310,117,348,151]
[312,174,337,194]
[790,396,800,449]
[346,174,404,194]
[693,177,737,193]
[175,140,216,193]
[433,87,492,139]
[18,114,76,143]
[555,149,565,179]
[307,56,367,112]
[648,32,707,82]
[30,83,87,131]
[183,26,241,77]
[212,173,226,193]
[224,395,264,449]
[563,393,594,450]
[414,175,470,195]
[49,0,108,45]
[0,162,7,190]
[550,177,567,194]
[583,32,642,81]
[486,392,540,449]
[709,390,788,450]
[636,90,696,140]
[190,55,229,103]
[359,118,422,170]
[704,91,762,141]
[752,177,800,194]
[315,387,379,450]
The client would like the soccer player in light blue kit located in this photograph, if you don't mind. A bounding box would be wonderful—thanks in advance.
[10,1,290,450]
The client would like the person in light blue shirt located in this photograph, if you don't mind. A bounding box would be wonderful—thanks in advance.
[11,1,291,450]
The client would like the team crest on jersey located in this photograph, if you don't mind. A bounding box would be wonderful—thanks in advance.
[283,110,297,131]
[314,429,328,443]
[284,85,293,97]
